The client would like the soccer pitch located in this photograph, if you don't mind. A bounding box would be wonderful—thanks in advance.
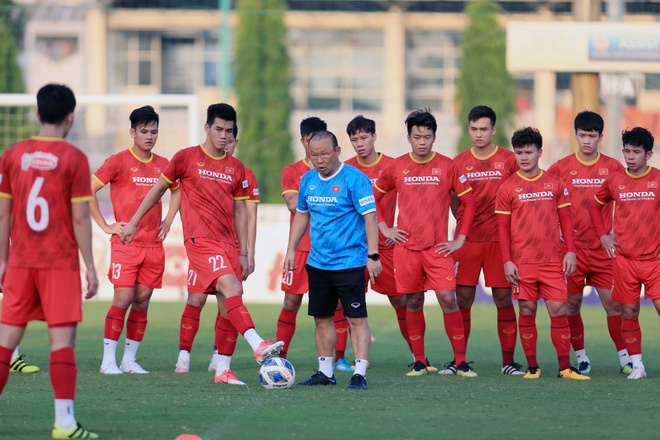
[2,302,659,440]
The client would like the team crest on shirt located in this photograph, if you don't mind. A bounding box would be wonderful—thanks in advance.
[648,181,658,189]
[332,186,341,192]
[21,151,58,171]
[544,183,554,189]
[131,167,138,172]
[432,168,442,175]
[225,166,234,175]
[494,162,504,170]
[570,170,578,175]
[599,168,609,176]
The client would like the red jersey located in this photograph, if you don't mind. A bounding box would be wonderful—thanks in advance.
[281,158,312,252]
[93,148,178,247]
[594,167,660,260]
[548,152,623,249]
[245,167,260,203]
[453,146,517,242]
[374,152,472,251]
[0,136,92,270]
[495,170,571,264]
[162,145,248,245]
[346,153,396,249]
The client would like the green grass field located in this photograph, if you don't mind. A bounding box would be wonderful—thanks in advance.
[1,301,659,440]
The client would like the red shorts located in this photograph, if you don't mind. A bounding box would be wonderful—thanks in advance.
[108,243,165,288]
[394,246,457,293]
[612,255,660,304]
[567,247,613,294]
[185,238,241,294]
[370,247,400,296]
[281,250,309,294]
[1,267,82,326]
[454,241,508,288]
[515,262,567,302]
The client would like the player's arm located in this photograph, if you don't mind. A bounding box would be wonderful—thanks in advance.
[436,189,475,255]
[284,210,310,271]
[589,196,617,258]
[233,198,249,281]
[450,191,460,218]
[89,177,125,235]
[245,200,258,279]
[364,211,382,284]
[159,187,180,241]
[496,212,519,288]
[283,191,298,214]
[374,184,408,244]
[72,201,99,299]
[121,177,170,244]
[0,197,11,291]
[557,205,577,276]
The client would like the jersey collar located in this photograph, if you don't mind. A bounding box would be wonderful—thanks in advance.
[516,170,544,182]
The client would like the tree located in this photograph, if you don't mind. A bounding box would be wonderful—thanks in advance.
[234,0,293,203]
[0,0,31,152]
[455,0,516,152]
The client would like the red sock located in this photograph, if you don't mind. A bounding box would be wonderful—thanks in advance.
[0,345,12,396]
[50,347,76,400]
[444,310,466,365]
[215,316,238,356]
[126,309,148,342]
[497,306,518,366]
[179,304,202,352]
[567,313,585,351]
[459,306,472,345]
[407,309,426,363]
[334,308,348,359]
[394,307,412,352]
[104,305,127,341]
[518,314,538,367]
[276,309,297,359]
[550,316,571,370]
[213,314,220,351]
[225,296,255,335]
[607,315,626,352]
[621,317,642,356]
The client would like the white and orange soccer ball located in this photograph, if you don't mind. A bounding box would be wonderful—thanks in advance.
[259,357,296,390]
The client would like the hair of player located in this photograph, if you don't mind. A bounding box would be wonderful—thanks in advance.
[468,105,496,126]
[309,130,338,148]
[129,105,159,129]
[206,103,237,126]
[511,127,543,150]
[574,111,604,135]
[233,123,239,139]
[405,109,437,135]
[36,84,76,125]
[347,115,376,136]
[300,116,327,137]
[622,127,654,153]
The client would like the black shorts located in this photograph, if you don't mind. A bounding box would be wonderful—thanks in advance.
[306,264,368,319]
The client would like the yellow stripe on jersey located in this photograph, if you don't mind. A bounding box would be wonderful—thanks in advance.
[594,195,607,205]
[282,189,299,195]
[494,210,511,215]
[557,202,571,209]
[456,187,472,198]
[373,183,387,194]
[246,200,259,203]
[234,196,249,200]
[92,174,107,187]
[162,174,174,185]
[72,196,93,203]
[0,192,12,199]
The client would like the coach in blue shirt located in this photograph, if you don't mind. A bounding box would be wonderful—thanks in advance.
[285,130,381,390]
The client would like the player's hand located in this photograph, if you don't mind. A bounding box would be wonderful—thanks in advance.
[243,253,256,280]
[435,235,466,256]
[158,220,171,240]
[284,250,297,272]
[102,222,127,236]
[120,221,137,245]
[600,235,618,258]
[503,261,520,288]
[0,261,6,292]
[380,225,409,245]
[85,270,99,299]
[367,259,382,284]
[563,251,577,276]
[239,254,249,281]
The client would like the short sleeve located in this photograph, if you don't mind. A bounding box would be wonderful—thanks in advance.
[92,155,119,186]
[162,150,184,184]
[282,165,299,195]
[297,174,309,212]
[352,172,376,215]
[451,163,472,198]
[556,179,571,208]
[71,151,93,201]
[374,162,395,193]
[594,178,613,205]
[495,184,512,215]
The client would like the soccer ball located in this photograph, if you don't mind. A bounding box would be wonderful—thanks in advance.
[259,357,296,390]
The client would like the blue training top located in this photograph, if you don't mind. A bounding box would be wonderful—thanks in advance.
[297,162,376,271]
